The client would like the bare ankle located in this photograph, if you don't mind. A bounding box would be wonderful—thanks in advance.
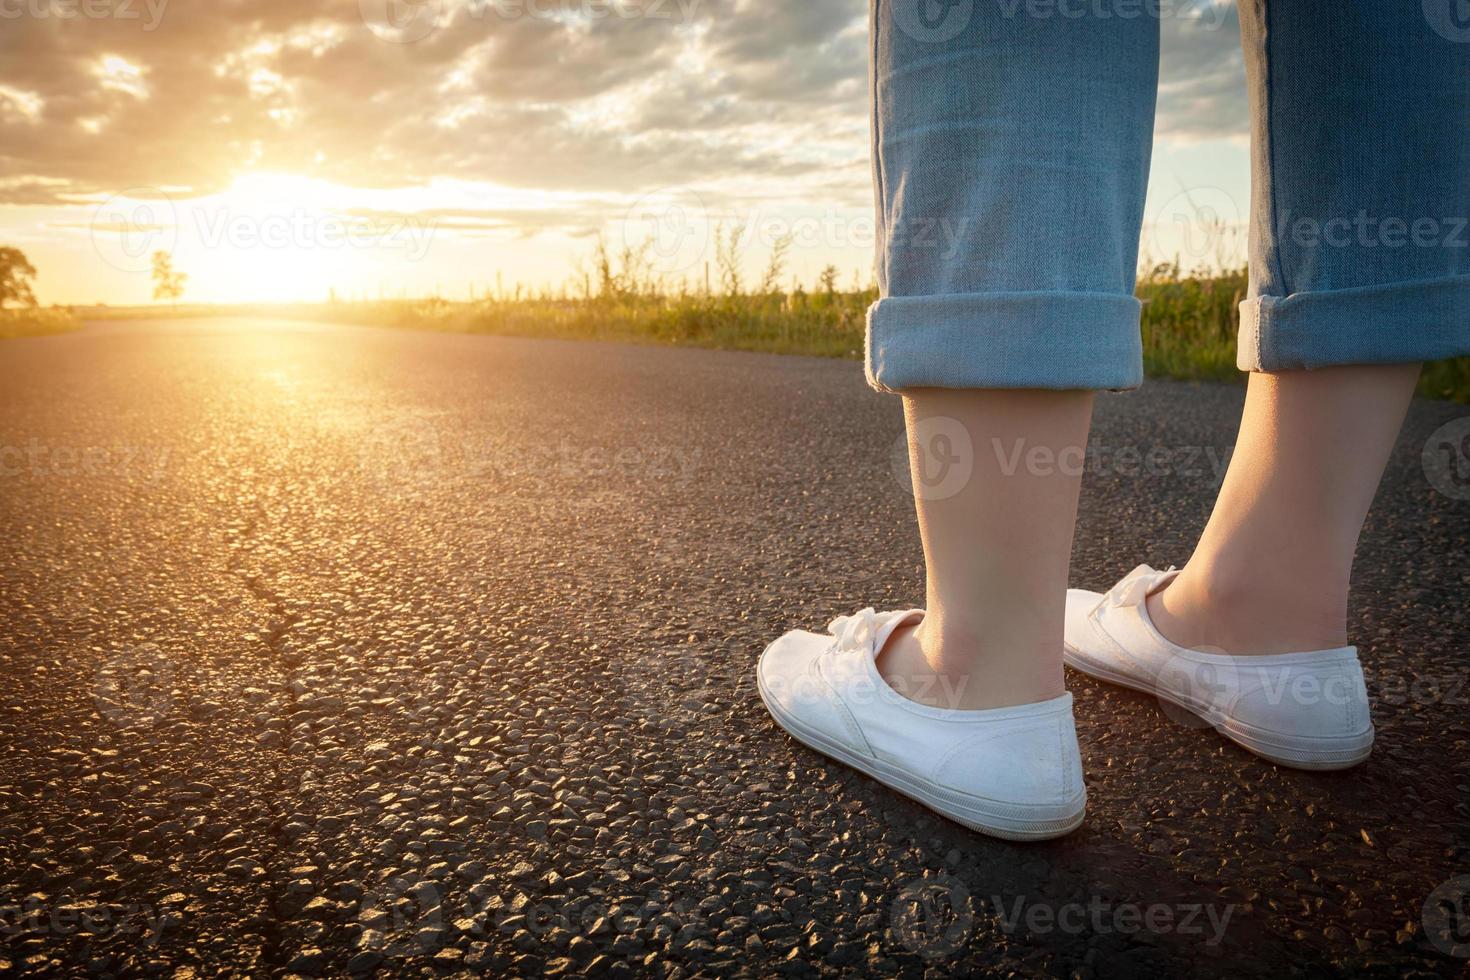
[1150,566,1348,655]
[875,620,1063,710]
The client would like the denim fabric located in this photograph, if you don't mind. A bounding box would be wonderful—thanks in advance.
[866,0,1470,391]
[1236,0,1470,371]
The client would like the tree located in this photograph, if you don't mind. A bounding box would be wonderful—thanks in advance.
[151,251,186,307]
[0,246,37,310]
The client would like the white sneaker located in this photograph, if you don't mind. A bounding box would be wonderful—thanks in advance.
[757,608,1086,840]
[1064,564,1373,770]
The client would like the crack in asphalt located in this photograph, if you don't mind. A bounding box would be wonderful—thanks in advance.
[224,498,310,971]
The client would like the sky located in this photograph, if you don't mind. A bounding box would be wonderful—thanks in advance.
[0,0,1252,306]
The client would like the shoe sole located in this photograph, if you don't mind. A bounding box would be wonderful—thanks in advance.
[756,659,1086,841]
[1062,645,1374,771]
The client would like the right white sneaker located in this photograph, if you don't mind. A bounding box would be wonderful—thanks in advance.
[1064,565,1374,770]
[758,607,1087,841]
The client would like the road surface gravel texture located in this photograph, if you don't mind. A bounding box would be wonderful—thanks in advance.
[1,319,1467,978]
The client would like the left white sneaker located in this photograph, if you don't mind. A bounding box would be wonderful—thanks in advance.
[757,608,1087,841]
[1064,564,1374,770]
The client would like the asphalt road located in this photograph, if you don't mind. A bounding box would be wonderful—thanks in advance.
[2,319,1467,978]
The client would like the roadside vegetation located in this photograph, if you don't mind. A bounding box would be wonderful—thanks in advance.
[0,245,80,339]
[12,239,1468,402]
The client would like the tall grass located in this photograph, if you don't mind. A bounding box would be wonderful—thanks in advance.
[1137,262,1245,384]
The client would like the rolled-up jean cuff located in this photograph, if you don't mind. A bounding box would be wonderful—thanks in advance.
[1238,272,1470,372]
[865,291,1144,392]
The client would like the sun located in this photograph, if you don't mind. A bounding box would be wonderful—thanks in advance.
[170,174,433,304]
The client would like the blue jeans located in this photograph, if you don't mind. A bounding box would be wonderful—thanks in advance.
[866,0,1470,391]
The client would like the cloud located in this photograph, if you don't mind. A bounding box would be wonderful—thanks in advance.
[1157,2,1248,141]
[0,0,1247,212]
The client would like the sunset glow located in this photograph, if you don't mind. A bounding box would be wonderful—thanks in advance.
[1,1,1250,306]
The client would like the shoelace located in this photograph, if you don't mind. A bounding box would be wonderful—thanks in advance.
[1099,563,1176,611]
[828,607,880,653]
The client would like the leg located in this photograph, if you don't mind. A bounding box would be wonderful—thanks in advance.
[755,2,1157,837]
[867,2,1158,708]
[1149,0,1469,655]
[1146,364,1419,655]
[879,388,1094,708]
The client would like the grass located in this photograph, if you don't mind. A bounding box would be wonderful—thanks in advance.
[0,307,80,340]
[44,254,1470,403]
